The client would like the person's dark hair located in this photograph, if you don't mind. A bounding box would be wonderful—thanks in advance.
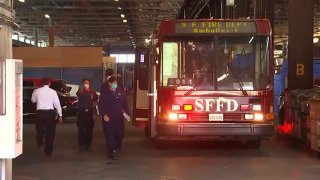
[105,69,114,77]
[42,78,51,85]
[82,79,90,83]
[107,76,117,84]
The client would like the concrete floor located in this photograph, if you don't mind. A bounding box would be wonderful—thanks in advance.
[13,119,320,180]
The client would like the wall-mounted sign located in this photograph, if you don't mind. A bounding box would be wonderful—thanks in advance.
[175,21,257,34]
[140,54,145,63]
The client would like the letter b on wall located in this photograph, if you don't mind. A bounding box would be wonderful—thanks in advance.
[296,64,304,76]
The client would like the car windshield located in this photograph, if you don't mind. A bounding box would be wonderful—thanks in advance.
[161,35,271,90]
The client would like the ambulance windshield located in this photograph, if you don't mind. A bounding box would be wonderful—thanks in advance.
[161,35,271,91]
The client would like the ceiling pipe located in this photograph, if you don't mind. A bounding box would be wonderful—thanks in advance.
[185,0,207,19]
[194,1,210,18]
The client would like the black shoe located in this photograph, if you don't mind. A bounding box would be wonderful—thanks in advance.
[108,151,119,160]
[111,156,119,160]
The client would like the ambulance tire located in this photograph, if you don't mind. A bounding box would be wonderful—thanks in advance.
[246,140,261,149]
[144,126,150,137]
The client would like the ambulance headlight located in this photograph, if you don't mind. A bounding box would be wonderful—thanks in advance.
[245,114,254,120]
[254,113,264,121]
[168,113,178,121]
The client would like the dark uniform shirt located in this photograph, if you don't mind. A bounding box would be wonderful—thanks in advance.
[98,87,129,120]
[76,89,98,110]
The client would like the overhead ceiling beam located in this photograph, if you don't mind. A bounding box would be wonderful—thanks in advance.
[16,16,172,21]
[20,0,183,3]
[18,5,180,10]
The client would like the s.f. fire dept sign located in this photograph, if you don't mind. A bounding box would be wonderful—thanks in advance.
[194,98,239,112]
[175,21,257,34]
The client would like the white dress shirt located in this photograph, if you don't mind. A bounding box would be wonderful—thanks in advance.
[31,85,62,116]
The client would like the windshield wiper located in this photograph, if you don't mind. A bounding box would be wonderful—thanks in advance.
[229,68,248,96]
[237,81,248,96]
[184,73,209,96]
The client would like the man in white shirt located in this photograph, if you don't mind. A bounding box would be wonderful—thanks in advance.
[31,78,63,156]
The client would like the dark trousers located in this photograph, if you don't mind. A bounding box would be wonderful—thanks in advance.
[35,110,56,155]
[77,109,94,148]
[102,118,125,155]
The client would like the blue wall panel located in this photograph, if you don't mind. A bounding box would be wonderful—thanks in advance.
[24,68,61,79]
[274,58,320,115]
[23,67,103,92]
[62,68,103,91]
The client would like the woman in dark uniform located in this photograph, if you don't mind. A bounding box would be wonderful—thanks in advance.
[98,76,130,160]
[76,79,98,151]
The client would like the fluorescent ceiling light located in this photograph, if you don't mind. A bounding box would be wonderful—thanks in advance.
[114,0,119,1]
[123,19,127,23]
[45,14,50,19]
[12,34,18,40]
[117,7,122,10]
[130,36,133,39]
[313,37,319,44]
[121,14,125,18]
[145,38,151,43]
[18,0,25,2]
[18,36,25,42]
[249,36,254,43]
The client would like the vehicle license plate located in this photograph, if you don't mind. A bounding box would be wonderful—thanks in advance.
[209,113,223,121]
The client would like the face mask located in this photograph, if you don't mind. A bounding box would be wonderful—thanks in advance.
[84,84,89,89]
[111,83,118,89]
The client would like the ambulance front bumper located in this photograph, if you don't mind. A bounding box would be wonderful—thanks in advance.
[157,122,275,139]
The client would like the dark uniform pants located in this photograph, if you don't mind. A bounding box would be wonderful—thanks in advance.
[77,109,94,148]
[35,110,57,155]
[102,118,125,155]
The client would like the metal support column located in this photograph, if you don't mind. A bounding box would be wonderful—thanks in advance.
[34,27,39,47]
[0,160,12,180]
[0,0,14,179]
[48,19,54,47]
[288,0,314,89]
